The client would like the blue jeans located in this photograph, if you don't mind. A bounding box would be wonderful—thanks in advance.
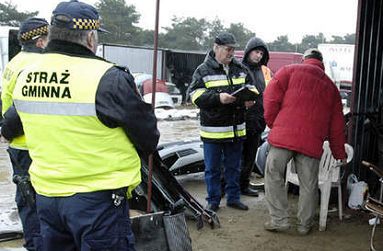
[203,141,243,206]
[8,147,41,251]
[36,189,135,251]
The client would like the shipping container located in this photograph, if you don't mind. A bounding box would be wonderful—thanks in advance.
[97,43,206,104]
[96,43,165,79]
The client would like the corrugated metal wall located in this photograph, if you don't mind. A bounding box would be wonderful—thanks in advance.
[350,0,383,179]
[101,44,164,79]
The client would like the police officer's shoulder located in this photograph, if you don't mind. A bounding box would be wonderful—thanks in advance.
[114,65,132,75]
[99,66,137,98]
[194,62,210,76]
[105,64,135,85]
[191,64,209,84]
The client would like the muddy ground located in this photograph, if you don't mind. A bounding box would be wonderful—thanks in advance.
[182,173,383,251]
[2,170,381,251]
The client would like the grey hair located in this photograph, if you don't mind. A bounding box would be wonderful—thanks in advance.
[213,43,219,52]
[19,35,48,47]
[48,26,95,47]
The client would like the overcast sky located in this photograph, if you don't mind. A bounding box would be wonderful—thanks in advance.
[3,0,359,43]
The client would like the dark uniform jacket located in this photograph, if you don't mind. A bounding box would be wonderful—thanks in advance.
[189,50,250,143]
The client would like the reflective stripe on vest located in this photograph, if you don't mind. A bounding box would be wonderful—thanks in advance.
[192,72,247,104]
[14,100,96,116]
[13,53,141,197]
[190,88,207,104]
[203,73,246,88]
[200,123,246,139]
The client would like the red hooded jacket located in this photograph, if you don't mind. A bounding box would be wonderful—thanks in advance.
[263,58,346,159]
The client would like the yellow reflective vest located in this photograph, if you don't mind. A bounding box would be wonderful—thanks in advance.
[13,53,141,197]
[1,51,42,149]
[261,65,273,86]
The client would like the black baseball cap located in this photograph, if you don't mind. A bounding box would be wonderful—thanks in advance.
[51,0,108,32]
[215,32,238,48]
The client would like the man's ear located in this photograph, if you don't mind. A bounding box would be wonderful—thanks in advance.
[87,31,98,53]
[87,31,94,48]
[213,43,219,52]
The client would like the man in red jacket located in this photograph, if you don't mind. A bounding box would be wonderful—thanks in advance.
[263,48,347,235]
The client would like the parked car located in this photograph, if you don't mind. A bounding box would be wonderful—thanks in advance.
[165,82,182,106]
[132,73,175,109]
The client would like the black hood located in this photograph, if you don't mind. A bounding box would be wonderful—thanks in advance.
[242,37,269,66]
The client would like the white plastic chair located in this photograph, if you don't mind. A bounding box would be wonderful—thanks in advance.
[285,141,354,231]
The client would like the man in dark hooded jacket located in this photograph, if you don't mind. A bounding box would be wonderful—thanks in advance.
[240,37,272,196]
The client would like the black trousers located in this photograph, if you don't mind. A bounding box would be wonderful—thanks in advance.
[8,147,41,251]
[36,188,135,251]
[240,132,261,190]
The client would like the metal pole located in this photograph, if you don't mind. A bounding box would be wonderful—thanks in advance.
[147,0,160,213]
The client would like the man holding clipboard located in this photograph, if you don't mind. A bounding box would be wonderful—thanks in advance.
[230,85,259,101]
[189,32,258,212]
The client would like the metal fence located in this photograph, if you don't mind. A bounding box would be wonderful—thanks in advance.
[350,0,383,181]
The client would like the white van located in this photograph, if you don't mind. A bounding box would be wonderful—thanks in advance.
[0,26,20,90]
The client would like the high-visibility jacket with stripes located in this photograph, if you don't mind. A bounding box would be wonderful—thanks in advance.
[1,51,43,149]
[12,53,141,197]
[190,50,256,142]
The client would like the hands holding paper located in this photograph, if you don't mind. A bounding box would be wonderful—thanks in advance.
[219,93,236,104]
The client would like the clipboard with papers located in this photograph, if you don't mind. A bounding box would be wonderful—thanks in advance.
[230,85,258,101]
